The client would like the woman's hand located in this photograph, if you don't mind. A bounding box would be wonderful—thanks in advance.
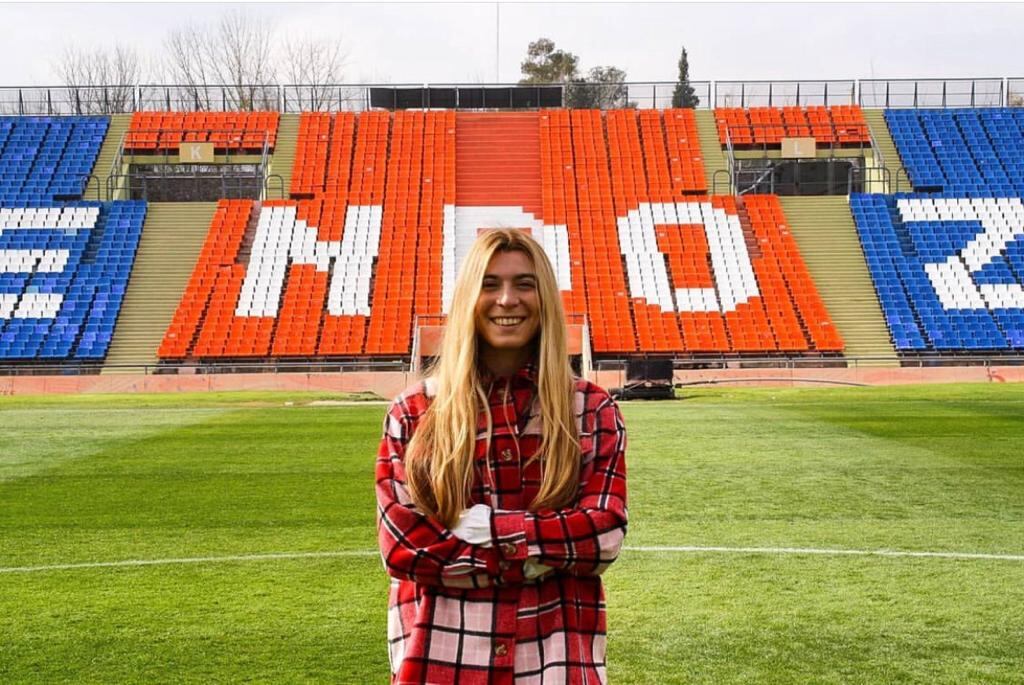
[451,503,493,547]
[523,558,554,580]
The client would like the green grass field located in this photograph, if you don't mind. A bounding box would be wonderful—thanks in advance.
[2,384,1023,683]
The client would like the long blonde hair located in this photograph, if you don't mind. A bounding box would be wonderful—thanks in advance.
[405,229,579,528]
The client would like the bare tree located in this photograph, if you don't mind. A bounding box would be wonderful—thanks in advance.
[55,44,141,114]
[281,34,348,111]
[164,9,278,111]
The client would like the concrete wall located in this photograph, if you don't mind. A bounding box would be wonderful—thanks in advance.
[2,365,1022,398]
[591,365,1024,390]
[0,371,414,399]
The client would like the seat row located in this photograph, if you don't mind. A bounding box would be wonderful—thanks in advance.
[125,111,280,153]
[887,108,1024,195]
[0,116,106,204]
[716,105,870,147]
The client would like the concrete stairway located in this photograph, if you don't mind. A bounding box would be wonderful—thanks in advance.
[268,113,300,200]
[102,202,218,372]
[693,109,731,194]
[862,109,909,193]
[777,196,899,365]
[456,112,542,217]
[84,114,132,201]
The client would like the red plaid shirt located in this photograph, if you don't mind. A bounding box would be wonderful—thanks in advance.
[376,362,628,684]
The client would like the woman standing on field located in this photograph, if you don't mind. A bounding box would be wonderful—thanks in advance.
[376,229,628,684]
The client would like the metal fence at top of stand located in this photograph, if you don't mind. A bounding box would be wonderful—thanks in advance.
[136,84,282,112]
[279,81,716,112]
[858,78,1005,108]
[3,78,1024,115]
[0,85,137,115]
[713,80,857,108]
[1006,78,1024,106]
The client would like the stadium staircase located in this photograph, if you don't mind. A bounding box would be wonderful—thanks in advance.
[693,110,731,194]
[84,114,132,201]
[456,112,542,216]
[862,109,907,194]
[269,113,300,199]
[102,202,218,372]
[777,196,898,365]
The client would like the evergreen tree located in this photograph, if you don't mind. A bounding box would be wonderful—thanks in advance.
[671,46,700,108]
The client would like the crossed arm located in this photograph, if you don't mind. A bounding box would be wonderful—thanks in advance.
[376,396,628,588]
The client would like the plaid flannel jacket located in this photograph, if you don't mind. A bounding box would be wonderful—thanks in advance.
[376,362,628,684]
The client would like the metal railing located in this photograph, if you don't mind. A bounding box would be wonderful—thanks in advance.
[893,167,915,194]
[0,85,137,115]
[711,169,733,195]
[281,83,391,112]
[1007,78,1024,106]
[723,130,737,194]
[137,84,281,112]
[859,78,1005,108]
[263,173,285,200]
[5,78,1024,114]
[848,165,891,194]
[714,80,857,108]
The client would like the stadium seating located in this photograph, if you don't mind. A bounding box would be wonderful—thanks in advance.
[0,115,146,362]
[886,108,1024,194]
[125,112,280,153]
[0,201,146,360]
[159,109,840,360]
[852,194,1024,350]
[0,116,107,203]
[848,107,1024,353]
[715,105,870,147]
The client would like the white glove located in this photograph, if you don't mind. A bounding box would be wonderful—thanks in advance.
[451,504,493,547]
[524,558,554,580]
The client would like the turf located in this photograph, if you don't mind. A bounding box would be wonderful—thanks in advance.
[1,384,1022,683]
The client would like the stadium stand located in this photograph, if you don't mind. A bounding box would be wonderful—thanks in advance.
[852,194,1024,350]
[885,108,1024,194]
[124,111,280,153]
[158,109,840,360]
[0,116,108,202]
[715,105,871,147]
[0,116,146,362]
[851,107,1024,352]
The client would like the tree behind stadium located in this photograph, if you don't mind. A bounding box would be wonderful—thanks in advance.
[671,46,700,108]
[518,38,630,109]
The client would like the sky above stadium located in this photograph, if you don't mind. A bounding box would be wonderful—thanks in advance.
[1,1,1022,87]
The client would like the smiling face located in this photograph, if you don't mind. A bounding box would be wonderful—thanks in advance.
[474,249,541,375]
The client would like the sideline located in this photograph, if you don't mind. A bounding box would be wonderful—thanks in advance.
[3,544,1024,574]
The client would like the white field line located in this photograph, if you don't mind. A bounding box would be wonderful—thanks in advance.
[2,545,1024,575]
[624,545,1024,562]
[0,550,377,574]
